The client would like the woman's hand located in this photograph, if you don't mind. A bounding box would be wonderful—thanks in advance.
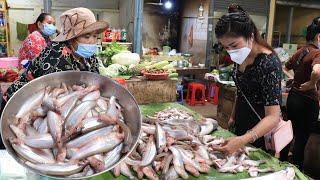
[211,136,247,155]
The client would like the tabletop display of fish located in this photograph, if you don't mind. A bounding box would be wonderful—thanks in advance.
[8,83,132,178]
[112,108,285,180]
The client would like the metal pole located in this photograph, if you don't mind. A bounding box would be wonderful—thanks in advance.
[133,0,143,54]
[286,7,294,43]
[205,0,214,68]
[43,0,52,14]
[267,0,276,45]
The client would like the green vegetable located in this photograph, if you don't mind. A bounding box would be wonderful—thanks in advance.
[97,43,127,66]
[163,64,174,70]
[99,64,127,78]
[170,78,178,81]
[149,60,169,69]
[169,73,178,78]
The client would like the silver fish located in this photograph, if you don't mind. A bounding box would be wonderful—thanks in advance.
[88,154,105,172]
[25,124,39,136]
[24,133,54,149]
[142,166,159,180]
[30,107,47,118]
[33,118,43,130]
[169,146,189,179]
[132,165,144,179]
[9,124,26,139]
[56,90,85,107]
[243,167,295,180]
[105,96,120,121]
[120,162,136,180]
[47,111,63,145]
[163,166,179,180]
[126,136,157,167]
[242,160,266,167]
[141,135,157,166]
[184,162,200,177]
[69,131,124,160]
[155,123,166,153]
[177,147,209,173]
[42,87,57,111]
[65,101,96,135]
[60,96,78,119]
[66,126,114,149]
[81,117,107,133]
[38,118,49,134]
[142,124,156,134]
[82,90,100,101]
[51,88,65,98]
[117,121,132,153]
[84,165,95,176]
[16,89,45,119]
[162,154,173,175]
[25,161,85,176]
[218,164,241,173]
[11,143,55,164]
[97,98,108,111]
[105,143,123,168]
[199,118,218,136]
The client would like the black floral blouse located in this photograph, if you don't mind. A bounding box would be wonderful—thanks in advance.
[6,42,100,99]
[232,53,282,106]
[232,53,282,149]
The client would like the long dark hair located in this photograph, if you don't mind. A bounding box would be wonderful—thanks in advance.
[306,16,320,42]
[215,4,273,52]
[35,13,50,29]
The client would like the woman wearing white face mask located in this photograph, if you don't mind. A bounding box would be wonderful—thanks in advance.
[281,17,320,170]
[212,4,282,155]
[5,8,108,100]
[18,13,57,68]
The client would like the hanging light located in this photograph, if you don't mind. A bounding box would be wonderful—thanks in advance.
[164,1,173,9]
[198,3,204,20]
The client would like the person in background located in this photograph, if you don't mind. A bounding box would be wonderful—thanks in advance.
[18,13,57,68]
[282,16,320,170]
[213,4,282,154]
[5,7,108,100]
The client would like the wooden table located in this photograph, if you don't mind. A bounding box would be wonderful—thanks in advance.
[176,67,209,80]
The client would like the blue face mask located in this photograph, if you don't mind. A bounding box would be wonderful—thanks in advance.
[75,43,97,58]
[42,23,56,36]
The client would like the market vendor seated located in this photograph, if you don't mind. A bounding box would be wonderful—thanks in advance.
[5,7,108,100]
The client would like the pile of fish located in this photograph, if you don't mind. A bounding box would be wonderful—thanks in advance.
[8,83,132,178]
[111,108,274,180]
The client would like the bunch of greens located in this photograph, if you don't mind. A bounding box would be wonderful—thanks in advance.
[97,43,127,66]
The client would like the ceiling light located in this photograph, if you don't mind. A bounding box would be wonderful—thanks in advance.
[164,1,172,9]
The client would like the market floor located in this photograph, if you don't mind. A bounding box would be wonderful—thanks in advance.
[183,102,218,119]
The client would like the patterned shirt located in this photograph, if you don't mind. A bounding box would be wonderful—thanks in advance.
[6,42,100,99]
[18,31,50,63]
[232,53,282,106]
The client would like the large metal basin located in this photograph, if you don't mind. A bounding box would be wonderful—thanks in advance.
[1,71,142,179]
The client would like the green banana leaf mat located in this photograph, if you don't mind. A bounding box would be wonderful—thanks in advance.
[44,103,308,180]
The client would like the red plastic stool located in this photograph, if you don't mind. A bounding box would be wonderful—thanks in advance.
[212,84,219,105]
[186,82,206,106]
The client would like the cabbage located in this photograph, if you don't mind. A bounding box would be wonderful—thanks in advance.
[111,52,140,65]
[99,64,127,78]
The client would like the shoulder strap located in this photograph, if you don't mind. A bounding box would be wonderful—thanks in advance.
[296,47,310,66]
[235,65,262,120]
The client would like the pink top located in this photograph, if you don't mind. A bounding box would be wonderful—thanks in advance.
[18,31,48,63]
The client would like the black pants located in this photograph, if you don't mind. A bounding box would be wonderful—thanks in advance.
[283,90,319,170]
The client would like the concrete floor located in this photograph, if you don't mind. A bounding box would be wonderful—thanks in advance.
[183,102,218,119]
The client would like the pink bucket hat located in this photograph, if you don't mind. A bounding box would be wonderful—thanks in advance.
[53,7,109,42]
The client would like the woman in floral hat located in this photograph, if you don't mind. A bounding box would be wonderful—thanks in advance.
[5,7,109,100]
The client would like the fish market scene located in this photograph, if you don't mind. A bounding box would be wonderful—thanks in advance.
[0,0,320,180]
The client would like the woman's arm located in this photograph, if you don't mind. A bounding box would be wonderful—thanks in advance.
[213,105,280,155]
[299,64,320,91]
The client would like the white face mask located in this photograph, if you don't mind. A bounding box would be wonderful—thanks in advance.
[227,46,252,65]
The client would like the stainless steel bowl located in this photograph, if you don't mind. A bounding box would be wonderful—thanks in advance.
[1,71,142,179]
